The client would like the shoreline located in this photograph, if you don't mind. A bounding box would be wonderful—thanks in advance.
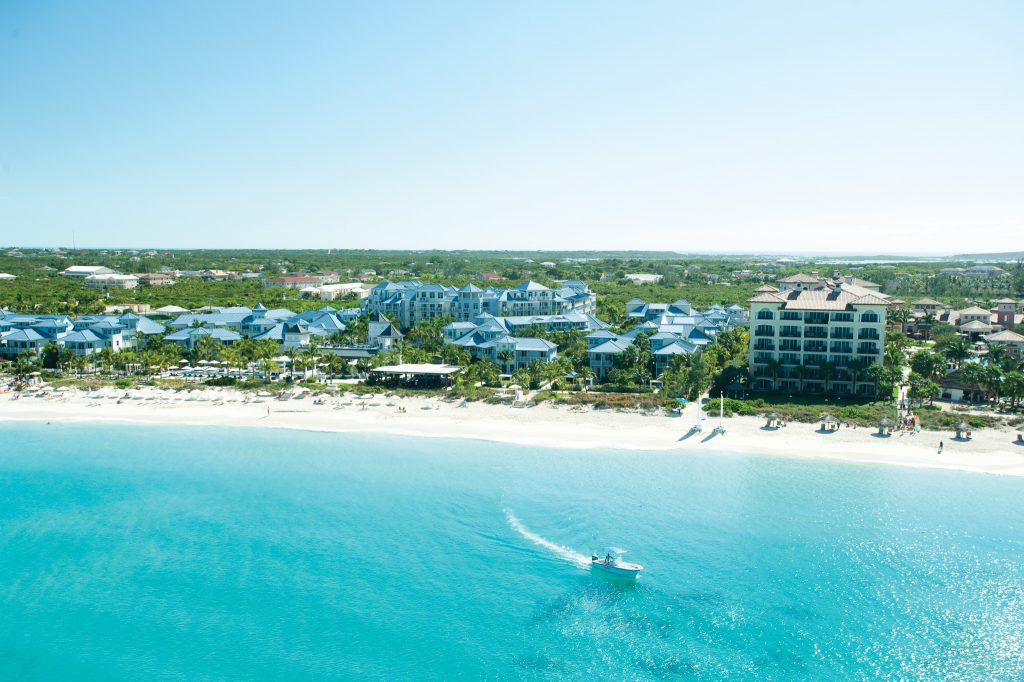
[3,389,1024,477]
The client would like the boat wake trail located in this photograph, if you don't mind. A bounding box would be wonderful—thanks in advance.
[505,509,590,568]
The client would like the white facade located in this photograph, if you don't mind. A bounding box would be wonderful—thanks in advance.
[85,273,139,289]
[748,282,889,396]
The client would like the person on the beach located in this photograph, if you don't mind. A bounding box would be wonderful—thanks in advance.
[938,441,944,454]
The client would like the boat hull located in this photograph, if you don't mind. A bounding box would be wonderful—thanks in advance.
[590,560,643,579]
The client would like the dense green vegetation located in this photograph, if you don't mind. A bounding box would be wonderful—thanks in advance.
[3,248,1021,316]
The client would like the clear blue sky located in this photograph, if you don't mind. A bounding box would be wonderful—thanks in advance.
[1,1,1021,252]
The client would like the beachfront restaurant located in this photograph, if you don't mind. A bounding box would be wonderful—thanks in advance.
[369,363,463,388]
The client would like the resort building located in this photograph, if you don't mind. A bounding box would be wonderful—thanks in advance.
[61,265,116,278]
[364,280,596,329]
[168,304,349,347]
[85,273,139,289]
[0,273,16,281]
[300,282,372,301]
[0,328,47,359]
[442,314,558,372]
[266,276,322,290]
[587,302,747,381]
[0,310,166,358]
[747,278,890,395]
[913,301,1024,339]
[136,273,176,286]
[985,329,1024,356]
[623,273,663,284]
[164,326,242,351]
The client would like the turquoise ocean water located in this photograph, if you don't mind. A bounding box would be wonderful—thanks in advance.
[1,422,1022,680]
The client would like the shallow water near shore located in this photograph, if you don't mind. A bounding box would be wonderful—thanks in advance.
[1,422,1022,679]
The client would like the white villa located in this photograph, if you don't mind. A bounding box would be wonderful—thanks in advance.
[85,273,140,289]
[61,265,116,278]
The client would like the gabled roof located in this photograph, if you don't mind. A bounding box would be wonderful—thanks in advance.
[777,273,821,283]
[511,337,557,352]
[959,306,992,316]
[63,330,102,343]
[653,340,698,355]
[589,339,630,354]
[2,328,44,342]
[851,295,890,306]
[748,292,787,303]
[985,329,1024,343]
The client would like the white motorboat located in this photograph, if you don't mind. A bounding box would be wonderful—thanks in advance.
[590,547,643,578]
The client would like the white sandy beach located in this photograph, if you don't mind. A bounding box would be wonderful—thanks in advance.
[3,388,1024,477]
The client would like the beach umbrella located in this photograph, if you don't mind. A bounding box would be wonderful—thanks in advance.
[878,417,894,427]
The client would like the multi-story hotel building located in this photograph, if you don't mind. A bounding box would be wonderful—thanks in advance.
[747,276,890,396]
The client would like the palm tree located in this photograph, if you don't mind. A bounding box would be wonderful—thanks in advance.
[497,349,515,374]
[848,358,868,389]
[765,359,783,391]
[819,360,838,396]
[986,343,1009,371]
[941,337,972,368]
[983,364,1003,407]
[960,363,988,403]
[794,362,810,392]
[1004,371,1024,409]
[888,307,911,333]
[920,311,936,340]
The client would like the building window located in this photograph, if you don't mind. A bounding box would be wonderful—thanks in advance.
[860,312,880,323]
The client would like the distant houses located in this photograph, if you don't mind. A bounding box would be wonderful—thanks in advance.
[907,297,1024,340]
[136,273,176,286]
[623,273,663,284]
[364,280,596,329]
